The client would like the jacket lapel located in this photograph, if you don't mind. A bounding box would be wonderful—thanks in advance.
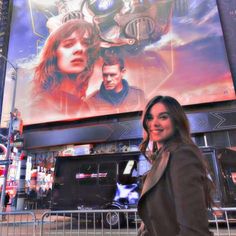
[140,150,170,199]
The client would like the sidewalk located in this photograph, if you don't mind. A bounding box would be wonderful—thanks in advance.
[2,208,44,224]
[2,206,71,224]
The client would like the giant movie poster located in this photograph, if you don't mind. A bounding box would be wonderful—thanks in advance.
[1,0,235,126]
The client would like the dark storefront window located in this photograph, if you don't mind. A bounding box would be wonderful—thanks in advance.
[99,163,117,185]
[229,130,236,147]
[77,163,97,185]
[223,167,236,201]
[206,131,230,147]
[192,134,205,146]
[118,160,138,185]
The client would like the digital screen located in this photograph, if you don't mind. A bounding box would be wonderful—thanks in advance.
[1,0,235,126]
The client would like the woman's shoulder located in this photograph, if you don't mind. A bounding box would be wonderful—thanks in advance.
[167,141,195,152]
[168,142,202,161]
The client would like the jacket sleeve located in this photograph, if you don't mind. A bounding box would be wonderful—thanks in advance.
[169,147,212,236]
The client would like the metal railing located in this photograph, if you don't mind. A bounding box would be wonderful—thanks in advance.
[0,211,36,236]
[40,209,139,236]
[209,207,236,236]
[1,208,236,235]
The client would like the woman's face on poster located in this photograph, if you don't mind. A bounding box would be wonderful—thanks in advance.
[56,32,89,75]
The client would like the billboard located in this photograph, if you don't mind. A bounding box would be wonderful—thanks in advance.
[1,0,235,126]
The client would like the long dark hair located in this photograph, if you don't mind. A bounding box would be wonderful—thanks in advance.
[140,95,214,208]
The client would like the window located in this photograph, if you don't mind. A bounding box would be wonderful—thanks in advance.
[222,166,236,201]
[229,130,236,147]
[118,160,138,185]
[76,163,97,185]
[206,131,230,147]
[192,134,205,146]
[203,152,221,202]
[99,162,116,185]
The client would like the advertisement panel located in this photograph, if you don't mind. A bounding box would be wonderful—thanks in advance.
[216,0,236,89]
[1,0,235,125]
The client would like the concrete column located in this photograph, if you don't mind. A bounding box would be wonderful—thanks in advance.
[16,151,27,210]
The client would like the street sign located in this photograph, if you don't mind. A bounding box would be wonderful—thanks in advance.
[13,140,24,148]
[13,137,24,148]
[0,159,12,165]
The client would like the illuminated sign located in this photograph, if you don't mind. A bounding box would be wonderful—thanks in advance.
[1,0,235,126]
[0,159,12,165]
[60,144,91,156]
[76,173,107,179]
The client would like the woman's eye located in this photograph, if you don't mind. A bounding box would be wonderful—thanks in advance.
[146,114,153,121]
[61,40,75,48]
[159,114,169,120]
[63,42,73,48]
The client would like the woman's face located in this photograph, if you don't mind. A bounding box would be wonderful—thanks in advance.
[146,102,175,148]
[56,32,89,75]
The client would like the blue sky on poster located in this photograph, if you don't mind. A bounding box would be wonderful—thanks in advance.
[7,0,224,62]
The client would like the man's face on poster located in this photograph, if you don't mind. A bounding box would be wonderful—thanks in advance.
[56,32,89,75]
[102,64,125,93]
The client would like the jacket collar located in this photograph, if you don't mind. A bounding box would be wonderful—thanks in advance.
[139,149,170,200]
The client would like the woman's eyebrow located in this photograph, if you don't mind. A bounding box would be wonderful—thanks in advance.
[159,112,169,115]
[157,112,170,117]
[147,111,169,119]
[149,111,169,115]
[61,37,75,43]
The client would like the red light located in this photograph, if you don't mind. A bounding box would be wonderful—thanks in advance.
[20,152,26,160]
[0,167,5,176]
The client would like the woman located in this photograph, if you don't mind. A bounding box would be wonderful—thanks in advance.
[138,96,213,236]
[31,19,100,119]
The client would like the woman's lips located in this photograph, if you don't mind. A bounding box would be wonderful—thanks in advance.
[150,129,163,135]
[71,58,84,64]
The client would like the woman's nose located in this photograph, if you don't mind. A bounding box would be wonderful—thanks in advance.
[73,42,84,54]
[152,117,160,126]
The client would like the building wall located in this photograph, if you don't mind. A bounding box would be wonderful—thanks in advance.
[0,0,12,123]
[22,100,236,150]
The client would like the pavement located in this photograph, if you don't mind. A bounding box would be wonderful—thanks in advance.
[1,206,51,224]
[1,206,74,225]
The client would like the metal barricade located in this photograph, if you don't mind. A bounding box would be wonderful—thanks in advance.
[0,211,36,236]
[210,207,236,236]
[39,208,236,236]
[2,207,236,236]
[40,209,139,236]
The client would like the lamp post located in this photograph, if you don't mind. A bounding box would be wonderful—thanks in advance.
[0,53,18,215]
